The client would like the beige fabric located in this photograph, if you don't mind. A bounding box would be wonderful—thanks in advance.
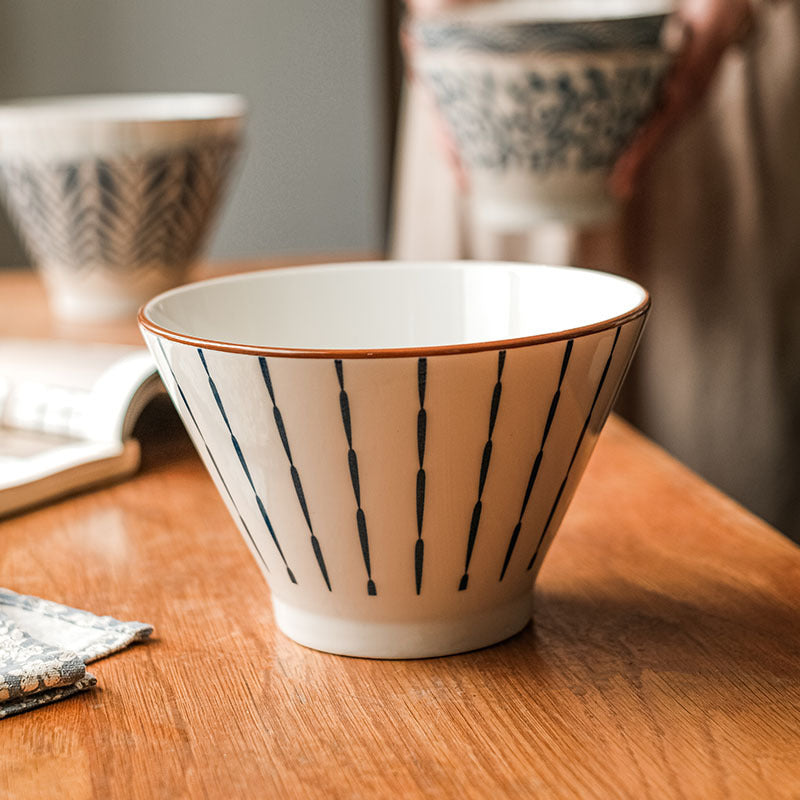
[390,1,800,539]
[389,78,582,265]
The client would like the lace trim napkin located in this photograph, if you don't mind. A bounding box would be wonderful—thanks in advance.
[0,588,152,719]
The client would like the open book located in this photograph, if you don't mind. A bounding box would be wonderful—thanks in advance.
[0,339,164,517]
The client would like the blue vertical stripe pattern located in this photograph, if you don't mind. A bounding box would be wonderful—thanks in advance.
[414,358,427,595]
[459,350,506,591]
[198,349,297,584]
[335,360,377,596]
[499,339,574,581]
[525,327,621,572]
[153,323,631,600]
[258,357,332,591]
[155,341,271,576]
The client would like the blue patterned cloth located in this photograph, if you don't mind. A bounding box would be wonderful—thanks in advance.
[0,589,152,719]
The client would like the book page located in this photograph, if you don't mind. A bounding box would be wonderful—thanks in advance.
[0,428,126,487]
[0,434,140,516]
[0,339,162,443]
[0,339,165,516]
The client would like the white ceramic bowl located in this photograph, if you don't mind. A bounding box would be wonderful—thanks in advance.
[410,0,675,227]
[139,261,649,658]
[0,93,245,321]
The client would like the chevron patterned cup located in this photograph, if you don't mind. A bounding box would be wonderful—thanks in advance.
[139,261,650,658]
[0,94,245,321]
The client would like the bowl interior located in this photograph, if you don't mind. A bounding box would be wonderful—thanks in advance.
[435,0,676,23]
[142,262,647,352]
[0,93,246,125]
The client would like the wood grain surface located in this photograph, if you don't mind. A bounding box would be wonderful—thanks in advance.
[1,265,799,800]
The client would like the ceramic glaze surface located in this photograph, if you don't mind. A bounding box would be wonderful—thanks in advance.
[420,52,667,175]
[411,16,667,53]
[140,262,649,658]
[0,94,246,159]
[144,261,646,350]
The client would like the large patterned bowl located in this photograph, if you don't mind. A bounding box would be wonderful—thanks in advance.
[139,261,650,658]
[409,0,675,227]
[0,93,245,321]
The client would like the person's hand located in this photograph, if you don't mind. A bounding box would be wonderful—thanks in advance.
[610,0,755,200]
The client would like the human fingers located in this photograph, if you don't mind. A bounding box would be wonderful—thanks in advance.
[609,0,754,200]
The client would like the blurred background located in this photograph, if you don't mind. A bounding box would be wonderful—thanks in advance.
[0,0,400,265]
[1,0,798,543]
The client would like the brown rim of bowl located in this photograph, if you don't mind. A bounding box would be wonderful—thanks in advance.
[137,263,651,360]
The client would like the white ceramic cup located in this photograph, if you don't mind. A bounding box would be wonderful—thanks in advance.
[0,93,246,321]
[409,0,675,228]
[139,261,649,658]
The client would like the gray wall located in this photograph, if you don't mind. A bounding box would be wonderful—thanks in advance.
[0,0,390,266]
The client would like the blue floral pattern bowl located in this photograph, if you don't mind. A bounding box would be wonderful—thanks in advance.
[411,11,673,226]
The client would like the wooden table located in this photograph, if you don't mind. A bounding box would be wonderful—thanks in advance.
[2,263,799,799]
